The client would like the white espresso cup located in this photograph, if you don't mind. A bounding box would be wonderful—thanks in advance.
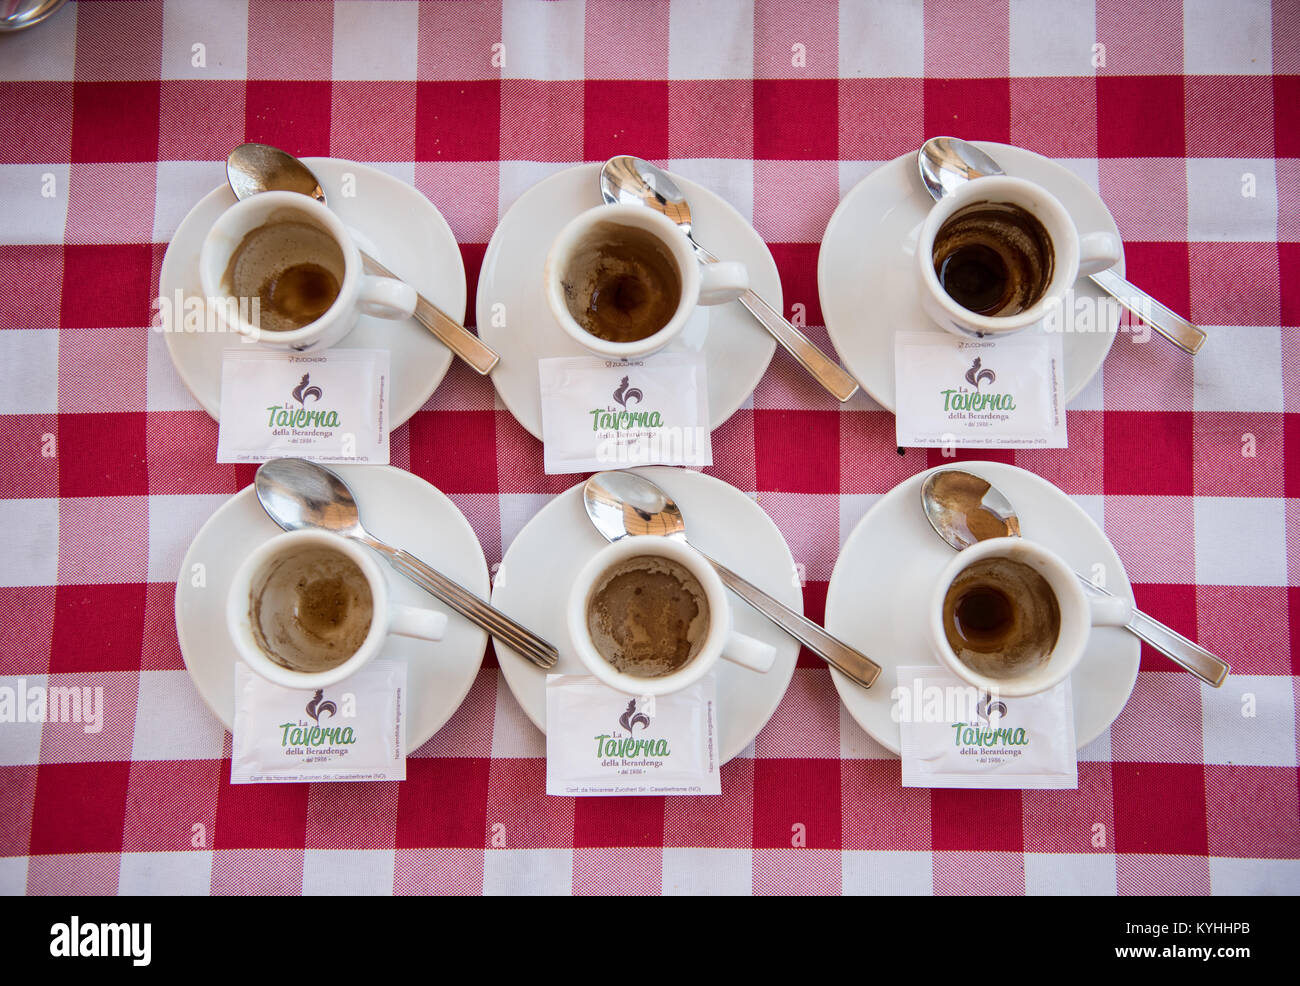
[199,191,417,351]
[929,537,1131,698]
[916,175,1122,339]
[545,203,748,359]
[227,530,447,690]
[567,537,775,697]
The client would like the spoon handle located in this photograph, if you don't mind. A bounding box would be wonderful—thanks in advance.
[360,252,501,375]
[699,550,882,689]
[691,242,860,402]
[1088,268,1207,355]
[360,536,558,669]
[1075,572,1228,687]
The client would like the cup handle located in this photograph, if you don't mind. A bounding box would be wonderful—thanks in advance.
[1088,595,1132,627]
[720,627,776,674]
[1077,232,1123,278]
[389,603,448,642]
[358,275,418,320]
[697,261,749,305]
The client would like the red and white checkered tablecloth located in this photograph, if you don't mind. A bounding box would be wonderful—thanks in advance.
[0,0,1296,897]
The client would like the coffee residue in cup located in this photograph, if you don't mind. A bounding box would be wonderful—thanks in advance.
[224,215,345,332]
[932,201,1053,317]
[587,555,709,678]
[251,547,373,673]
[942,556,1060,679]
[562,221,682,343]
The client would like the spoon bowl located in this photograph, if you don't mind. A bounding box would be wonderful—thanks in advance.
[919,467,1228,687]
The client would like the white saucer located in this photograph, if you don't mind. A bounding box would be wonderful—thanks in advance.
[825,462,1139,754]
[491,466,800,763]
[819,143,1125,411]
[476,164,781,440]
[159,159,466,429]
[175,466,489,749]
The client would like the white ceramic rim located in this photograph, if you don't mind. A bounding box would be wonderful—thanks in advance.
[198,190,361,345]
[544,203,701,359]
[566,536,729,696]
[928,535,1091,698]
[917,175,1082,333]
[225,529,389,691]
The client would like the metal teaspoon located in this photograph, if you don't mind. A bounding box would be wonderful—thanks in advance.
[254,458,557,669]
[582,470,882,689]
[599,155,861,402]
[917,136,1207,354]
[225,142,500,374]
[919,468,1228,687]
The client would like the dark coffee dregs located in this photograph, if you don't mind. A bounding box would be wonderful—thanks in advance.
[225,216,345,332]
[251,547,373,673]
[562,221,682,343]
[942,556,1060,680]
[587,555,710,678]
[932,201,1054,317]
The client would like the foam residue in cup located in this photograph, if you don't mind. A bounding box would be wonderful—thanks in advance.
[223,211,345,332]
[586,554,710,678]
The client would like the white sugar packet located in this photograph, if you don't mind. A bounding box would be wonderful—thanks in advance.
[231,660,405,783]
[217,347,390,463]
[894,331,1066,449]
[545,674,720,796]
[538,353,711,473]
[896,665,1077,789]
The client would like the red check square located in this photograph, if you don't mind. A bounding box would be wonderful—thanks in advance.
[930,788,1024,852]
[30,761,131,854]
[394,757,491,848]
[57,412,149,498]
[0,766,37,856]
[142,582,185,672]
[415,81,502,161]
[752,758,841,849]
[1275,76,1300,158]
[51,584,146,673]
[1282,243,1300,327]
[584,80,669,163]
[145,410,231,496]
[1097,76,1185,158]
[245,81,333,159]
[70,82,160,163]
[755,79,838,160]
[213,771,308,849]
[840,412,927,494]
[60,244,154,330]
[923,78,1011,146]
[1104,411,1193,495]
[573,795,665,849]
[408,409,499,494]
[1130,585,1199,675]
[754,409,840,492]
[1111,762,1209,855]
